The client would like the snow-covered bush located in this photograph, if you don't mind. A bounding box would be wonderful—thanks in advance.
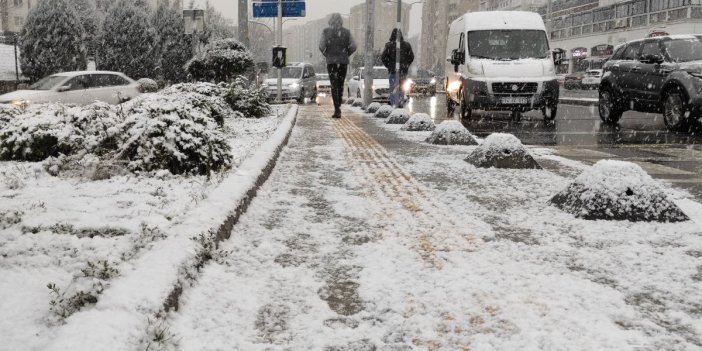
[137,78,159,93]
[19,0,87,81]
[374,104,393,118]
[224,77,271,118]
[550,160,689,222]
[0,105,21,129]
[366,102,382,113]
[426,120,478,145]
[352,100,363,107]
[98,0,159,80]
[114,93,232,175]
[386,109,411,124]
[160,83,233,126]
[161,81,228,97]
[401,113,435,131]
[185,38,254,82]
[0,105,81,161]
[464,133,540,169]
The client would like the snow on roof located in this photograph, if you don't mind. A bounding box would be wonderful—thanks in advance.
[0,44,21,81]
[458,11,546,31]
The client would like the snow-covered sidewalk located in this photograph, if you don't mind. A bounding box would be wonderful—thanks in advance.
[0,105,291,350]
[162,104,702,350]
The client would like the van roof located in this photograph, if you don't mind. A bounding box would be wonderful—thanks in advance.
[455,11,546,31]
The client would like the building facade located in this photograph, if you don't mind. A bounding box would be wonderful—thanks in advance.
[1,0,32,36]
[420,0,479,75]
[479,0,547,11]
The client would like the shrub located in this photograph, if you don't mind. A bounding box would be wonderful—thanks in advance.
[224,78,271,118]
[137,78,160,93]
[185,38,254,82]
[160,83,233,126]
[0,105,80,161]
[0,105,21,129]
[114,93,232,175]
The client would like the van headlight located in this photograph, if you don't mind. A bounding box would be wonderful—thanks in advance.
[430,78,436,84]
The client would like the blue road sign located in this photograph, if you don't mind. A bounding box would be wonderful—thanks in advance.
[253,0,306,18]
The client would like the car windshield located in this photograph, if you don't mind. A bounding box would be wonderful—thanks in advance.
[362,68,388,79]
[316,74,329,81]
[664,37,702,62]
[28,75,66,90]
[468,30,549,60]
[270,67,302,79]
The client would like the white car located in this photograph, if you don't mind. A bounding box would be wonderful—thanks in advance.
[265,62,317,103]
[581,69,603,89]
[347,66,390,102]
[315,73,331,96]
[0,71,141,106]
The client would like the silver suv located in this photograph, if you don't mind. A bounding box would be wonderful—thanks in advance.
[264,62,317,103]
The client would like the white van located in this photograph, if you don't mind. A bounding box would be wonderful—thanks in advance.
[445,11,562,122]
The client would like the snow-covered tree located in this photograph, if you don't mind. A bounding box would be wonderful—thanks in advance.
[185,38,254,82]
[152,2,192,83]
[19,0,87,82]
[204,0,234,40]
[68,0,99,56]
[97,0,159,80]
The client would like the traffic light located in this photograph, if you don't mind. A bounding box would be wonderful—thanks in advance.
[272,46,287,69]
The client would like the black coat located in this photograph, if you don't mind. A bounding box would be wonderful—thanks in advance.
[319,27,357,65]
[381,40,414,75]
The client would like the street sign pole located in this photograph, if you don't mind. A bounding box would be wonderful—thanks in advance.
[277,0,283,103]
[394,0,401,108]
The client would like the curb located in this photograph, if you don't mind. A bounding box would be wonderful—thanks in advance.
[46,105,299,351]
[559,97,598,106]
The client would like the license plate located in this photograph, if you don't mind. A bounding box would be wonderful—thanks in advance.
[501,97,528,104]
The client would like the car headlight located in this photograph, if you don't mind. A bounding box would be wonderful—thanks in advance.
[289,82,300,89]
[9,99,29,107]
[430,78,437,84]
[402,79,413,92]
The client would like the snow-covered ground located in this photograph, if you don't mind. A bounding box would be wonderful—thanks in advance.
[0,106,287,350]
[163,105,702,350]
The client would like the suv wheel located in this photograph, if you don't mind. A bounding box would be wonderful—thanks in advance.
[296,89,305,104]
[599,86,623,124]
[663,87,690,131]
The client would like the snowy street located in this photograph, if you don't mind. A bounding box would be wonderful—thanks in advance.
[167,104,702,350]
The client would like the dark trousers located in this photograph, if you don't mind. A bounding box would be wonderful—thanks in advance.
[327,63,347,111]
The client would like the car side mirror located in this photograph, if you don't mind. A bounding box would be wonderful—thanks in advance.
[552,50,563,66]
[639,54,664,64]
[57,85,70,92]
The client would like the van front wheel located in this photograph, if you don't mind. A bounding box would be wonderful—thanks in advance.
[460,90,472,120]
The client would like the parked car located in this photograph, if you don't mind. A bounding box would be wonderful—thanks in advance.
[315,73,331,97]
[581,69,603,89]
[599,35,702,131]
[563,72,585,90]
[0,71,140,106]
[265,62,317,103]
[347,66,390,102]
[445,11,561,122]
[407,69,437,96]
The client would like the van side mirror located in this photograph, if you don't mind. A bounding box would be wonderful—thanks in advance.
[552,50,563,66]
[451,49,465,72]
[639,54,664,64]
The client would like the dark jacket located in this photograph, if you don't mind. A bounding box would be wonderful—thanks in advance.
[381,31,414,75]
[319,27,357,65]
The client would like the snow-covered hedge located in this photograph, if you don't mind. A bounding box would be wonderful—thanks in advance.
[550,160,689,222]
[374,104,393,118]
[0,105,21,130]
[137,78,159,93]
[0,105,80,161]
[114,93,232,175]
[161,81,229,97]
[185,38,254,82]
[366,102,382,113]
[401,113,435,131]
[160,83,233,126]
[224,78,271,118]
[426,120,478,145]
[386,109,411,124]
[464,133,540,169]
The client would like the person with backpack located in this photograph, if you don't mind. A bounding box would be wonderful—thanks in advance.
[319,13,357,118]
[381,28,414,107]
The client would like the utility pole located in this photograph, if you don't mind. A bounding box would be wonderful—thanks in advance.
[14,34,19,88]
[363,0,375,108]
[393,0,401,108]
[276,0,283,103]
[238,0,249,47]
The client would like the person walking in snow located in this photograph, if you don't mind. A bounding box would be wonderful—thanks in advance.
[319,13,357,118]
[381,28,414,108]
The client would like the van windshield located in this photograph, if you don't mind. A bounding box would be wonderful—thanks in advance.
[467,30,549,60]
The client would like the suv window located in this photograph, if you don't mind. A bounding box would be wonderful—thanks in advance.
[611,45,626,60]
[91,74,129,87]
[66,75,90,90]
[622,41,642,60]
[641,40,663,58]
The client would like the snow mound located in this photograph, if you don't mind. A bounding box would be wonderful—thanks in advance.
[374,104,394,118]
[401,113,435,131]
[464,133,540,169]
[352,100,363,107]
[136,78,159,93]
[550,160,689,222]
[346,98,356,105]
[366,102,382,113]
[386,109,411,124]
[426,120,478,145]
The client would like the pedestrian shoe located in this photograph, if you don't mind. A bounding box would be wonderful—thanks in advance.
[332,111,341,118]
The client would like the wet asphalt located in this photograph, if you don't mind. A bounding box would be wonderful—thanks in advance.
[399,89,702,199]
